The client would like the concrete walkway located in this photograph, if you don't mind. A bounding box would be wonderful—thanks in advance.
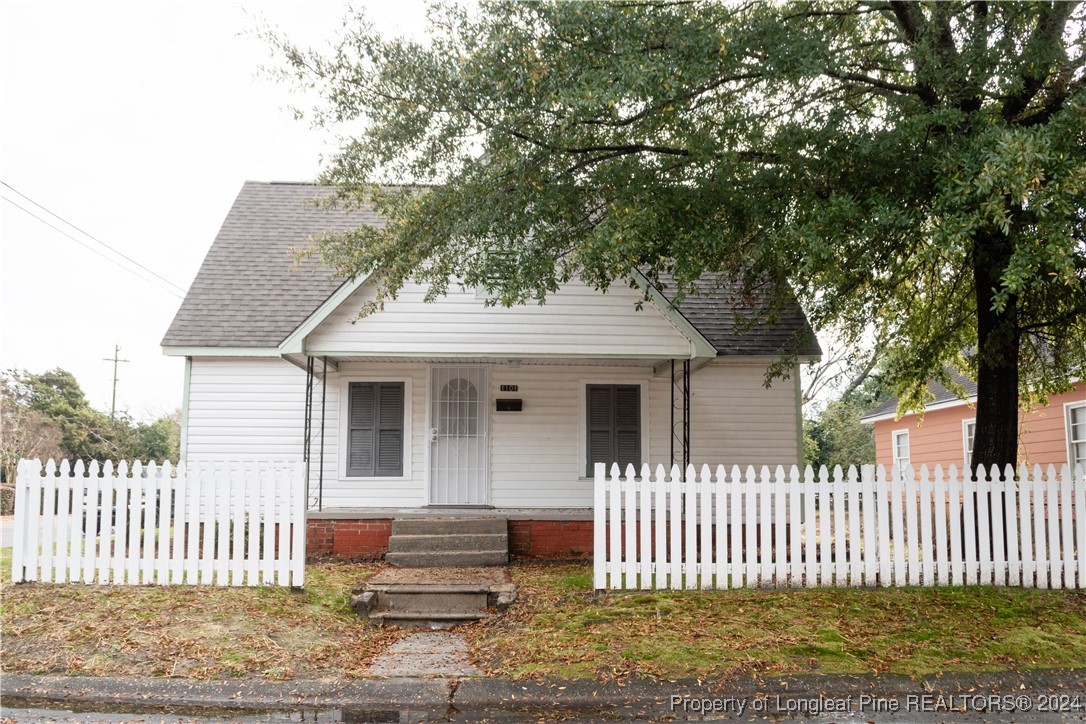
[367,631,482,678]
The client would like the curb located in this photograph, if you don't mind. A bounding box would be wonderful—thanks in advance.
[3,670,1085,718]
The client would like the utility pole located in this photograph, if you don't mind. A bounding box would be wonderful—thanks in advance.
[102,344,130,419]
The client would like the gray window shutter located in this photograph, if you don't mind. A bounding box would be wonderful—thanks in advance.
[347,382,404,477]
[376,382,404,476]
[347,383,376,477]
[586,384,640,476]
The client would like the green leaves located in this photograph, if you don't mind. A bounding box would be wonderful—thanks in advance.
[269,1,1085,419]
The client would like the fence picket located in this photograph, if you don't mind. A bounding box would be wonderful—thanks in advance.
[948,467,964,586]
[976,467,993,586]
[624,465,638,590]
[654,465,667,590]
[803,466,816,587]
[83,461,101,584]
[745,466,758,586]
[290,461,306,587]
[1075,465,1086,589]
[963,472,978,585]
[1046,467,1061,590]
[715,466,728,589]
[1003,465,1019,587]
[846,466,861,586]
[1019,464,1034,588]
[700,465,713,589]
[593,463,606,590]
[903,465,919,586]
[640,464,653,590]
[789,466,802,586]
[683,466,697,590]
[1060,465,1075,589]
[730,465,743,589]
[262,463,278,585]
[990,466,1006,586]
[774,466,787,587]
[609,463,622,589]
[275,462,290,587]
[1033,466,1049,589]
[933,467,948,586]
[230,461,246,586]
[55,460,73,584]
[917,466,933,586]
[670,465,683,589]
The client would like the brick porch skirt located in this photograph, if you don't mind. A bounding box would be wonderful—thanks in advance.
[305,517,594,561]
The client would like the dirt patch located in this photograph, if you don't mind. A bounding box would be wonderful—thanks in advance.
[367,566,512,586]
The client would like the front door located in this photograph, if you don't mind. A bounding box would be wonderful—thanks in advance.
[429,365,489,505]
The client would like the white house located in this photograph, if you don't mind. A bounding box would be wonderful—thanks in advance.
[161,181,821,558]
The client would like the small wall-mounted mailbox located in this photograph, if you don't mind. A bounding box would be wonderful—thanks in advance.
[496,398,523,412]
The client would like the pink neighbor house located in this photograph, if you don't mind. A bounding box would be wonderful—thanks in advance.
[861,372,1085,473]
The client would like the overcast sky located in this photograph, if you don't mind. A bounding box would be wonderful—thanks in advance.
[0,0,427,421]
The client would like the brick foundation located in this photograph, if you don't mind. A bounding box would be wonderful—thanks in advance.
[306,518,594,560]
[306,518,392,559]
[508,520,594,559]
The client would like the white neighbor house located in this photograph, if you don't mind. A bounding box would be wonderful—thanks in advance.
[161,182,821,558]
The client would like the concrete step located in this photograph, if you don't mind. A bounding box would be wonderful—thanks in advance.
[387,532,508,554]
[368,611,490,629]
[385,550,509,568]
[391,517,507,536]
[377,587,490,614]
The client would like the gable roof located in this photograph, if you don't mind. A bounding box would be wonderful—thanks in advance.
[162,181,821,358]
[862,368,978,422]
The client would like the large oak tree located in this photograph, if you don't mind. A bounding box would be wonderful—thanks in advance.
[272,1,1086,470]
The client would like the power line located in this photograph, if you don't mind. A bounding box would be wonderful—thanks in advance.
[0,195,185,300]
[0,180,188,295]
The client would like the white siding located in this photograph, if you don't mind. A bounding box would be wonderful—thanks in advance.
[687,364,800,466]
[185,359,802,510]
[305,279,693,357]
[186,358,306,460]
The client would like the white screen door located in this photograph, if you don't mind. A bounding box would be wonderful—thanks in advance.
[429,366,489,505]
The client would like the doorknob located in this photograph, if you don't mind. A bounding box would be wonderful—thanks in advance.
[430,427,438,442]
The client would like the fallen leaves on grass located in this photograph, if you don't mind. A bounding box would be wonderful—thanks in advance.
[0,561,404,680]
[466,563,1086,682]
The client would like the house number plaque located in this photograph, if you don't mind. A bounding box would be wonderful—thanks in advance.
[500,384,518,392]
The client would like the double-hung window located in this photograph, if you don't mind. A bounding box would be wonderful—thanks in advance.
[1068,402,1086,473]
[963,419,976,471]
[346,381,404,477]
[586,384,641,476]
[892,430,910,473]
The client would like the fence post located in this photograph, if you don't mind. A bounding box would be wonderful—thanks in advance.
[593,462,607,592]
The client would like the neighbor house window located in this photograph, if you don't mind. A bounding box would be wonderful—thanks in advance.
[1068,403,1086,473]
[346,382,404,477]
[892,430,910,473]
[963,419,976,471]
[586,384,641,476]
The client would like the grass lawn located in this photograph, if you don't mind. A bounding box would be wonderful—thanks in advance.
[0,548,399,679]
[466,564,1086,681]
[4,553,1085,682]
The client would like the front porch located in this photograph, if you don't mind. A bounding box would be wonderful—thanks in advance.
[306,507,595,560]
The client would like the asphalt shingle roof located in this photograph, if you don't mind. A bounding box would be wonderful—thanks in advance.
[162,181,822,357]
[864,368,978,419]
[654,273,821,357]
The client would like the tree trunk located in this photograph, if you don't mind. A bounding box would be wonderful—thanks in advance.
[970,227,1020,475]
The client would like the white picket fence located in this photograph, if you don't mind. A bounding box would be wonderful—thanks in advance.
[593,462,1086,590]
[11,459,307,587]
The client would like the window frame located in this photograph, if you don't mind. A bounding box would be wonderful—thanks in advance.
[1066,401,1086,473]
[338,375,413,481]
[962,418,976,472]
[891,428,910,474]
[578,378,650,479]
